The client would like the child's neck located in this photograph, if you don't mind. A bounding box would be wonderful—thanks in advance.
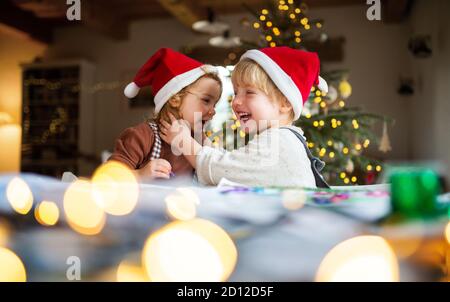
[271,117,293,128]
[256,118,293,134]
[279,119,293,127]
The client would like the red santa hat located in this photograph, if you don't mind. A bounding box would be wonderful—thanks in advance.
[240,47,328,120]
[124,47,217,113]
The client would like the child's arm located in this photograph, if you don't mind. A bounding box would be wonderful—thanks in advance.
[109,124,150,168]
[160,114,279,186]
[109,122,172,180]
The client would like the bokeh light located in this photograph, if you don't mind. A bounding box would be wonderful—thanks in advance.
[91,161,139,216]
[0,247,26,282]
[379,221,424,259]
[0,219,11,246]
[6,177,33,215]
[142,219,238,281]
[445,222,450,245]
[35,201,60,226]
[117,260,150,282]
[282,189,306,210]
[63,180,106,235]
[165,188,200,221]
[316,236,399,282]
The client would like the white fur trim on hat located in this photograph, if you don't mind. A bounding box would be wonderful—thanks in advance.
[318,76,328,93]
[240,49,304,120]
[124,82,140,98]
[154,64,218,114]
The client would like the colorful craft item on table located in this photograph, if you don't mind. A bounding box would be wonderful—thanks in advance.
[312,197,332,205]
[330,193,350,203]
[220,187,251,194]
[311,192,349,205]
[219,185,389,207]
[366,191,390,198]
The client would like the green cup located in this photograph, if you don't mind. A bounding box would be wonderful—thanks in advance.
[390,167,443,219]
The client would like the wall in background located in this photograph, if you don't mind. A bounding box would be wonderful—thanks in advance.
[409,0,450,179]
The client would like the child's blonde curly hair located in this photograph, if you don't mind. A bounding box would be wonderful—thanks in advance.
[231,59,294,121]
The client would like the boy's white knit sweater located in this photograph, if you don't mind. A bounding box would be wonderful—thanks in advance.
[196,125,316,187]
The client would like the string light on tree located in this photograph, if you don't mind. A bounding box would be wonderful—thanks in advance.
[248,0,325,50]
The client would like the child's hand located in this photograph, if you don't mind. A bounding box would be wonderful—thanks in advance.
[136,158,172,180]
[160,113,202,168]
[160,113,191,149]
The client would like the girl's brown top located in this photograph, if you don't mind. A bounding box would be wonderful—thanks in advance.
[109,122,193,176]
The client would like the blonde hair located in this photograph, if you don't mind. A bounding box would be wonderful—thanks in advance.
[231,59,294,121]
[154,70,222,124]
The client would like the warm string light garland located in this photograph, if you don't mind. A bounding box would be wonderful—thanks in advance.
[24,78,123,94]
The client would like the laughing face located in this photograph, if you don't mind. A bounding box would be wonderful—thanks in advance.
[232,84,284,134]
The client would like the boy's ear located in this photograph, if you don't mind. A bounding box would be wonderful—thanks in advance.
[279,100,293,114]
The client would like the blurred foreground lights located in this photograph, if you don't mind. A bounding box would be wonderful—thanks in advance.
[445,222,450,244]
[165,188,200,221]
[316,236,399,282]
[91,160,139,216]
[379,221,424,259]
[282,189,306,210]
[35,201,59,226]
[0,220,11,246]
[117,260,150,282]
[0,247,26,282]
[142,219,238,281]
[6,177,33,215]
[64,180,106,235]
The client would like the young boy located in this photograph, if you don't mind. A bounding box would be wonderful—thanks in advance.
[160,47,328,187]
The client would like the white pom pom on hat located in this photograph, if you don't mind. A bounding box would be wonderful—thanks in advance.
[318,76,328,93]
[124,82,140,98]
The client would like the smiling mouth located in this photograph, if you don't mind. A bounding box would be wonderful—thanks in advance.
[237,112,252,123]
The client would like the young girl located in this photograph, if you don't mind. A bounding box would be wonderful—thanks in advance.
[109,48,222,181]
[160,47,329,188]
